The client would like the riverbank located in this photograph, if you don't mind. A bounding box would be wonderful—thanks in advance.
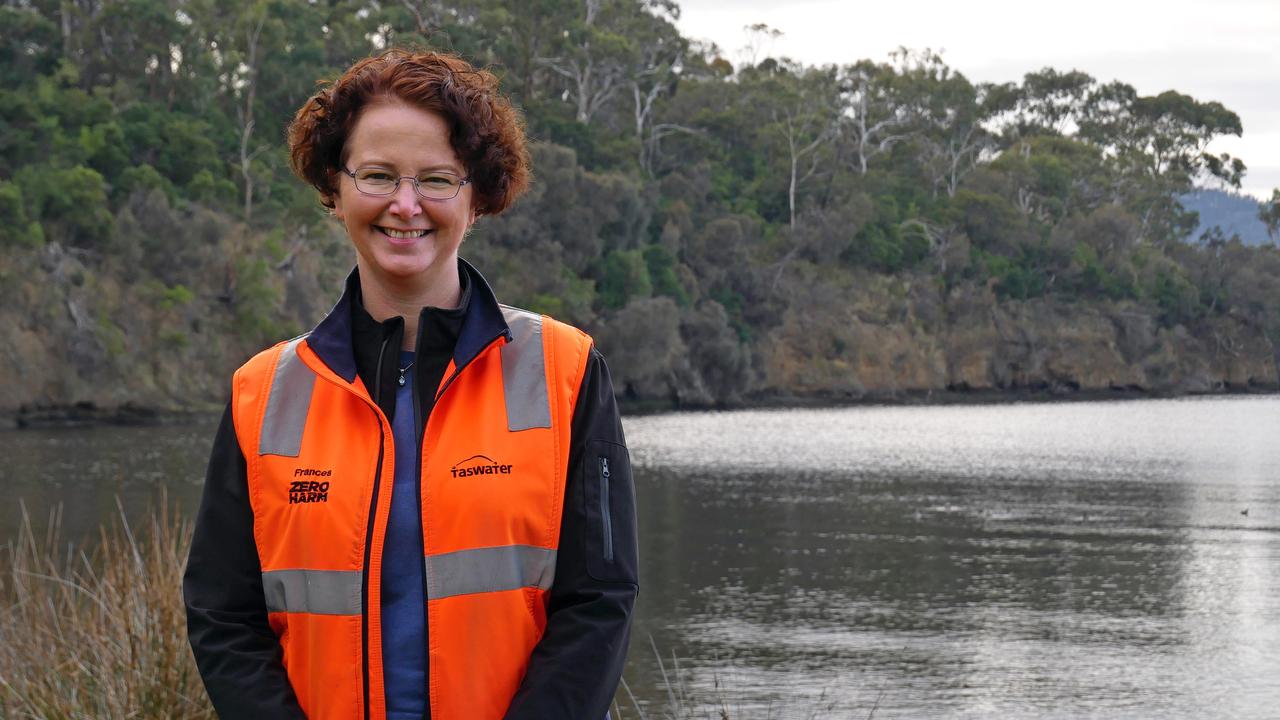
[11,402,208,429]
[7,401,220,430]
[8,381,1279,429]
[617,382,1280,416]
[8,238,1278,429]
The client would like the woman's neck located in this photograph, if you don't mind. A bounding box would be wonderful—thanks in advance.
[359,264,461,351]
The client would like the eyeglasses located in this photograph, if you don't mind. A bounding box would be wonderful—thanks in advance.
[341,166,471,201]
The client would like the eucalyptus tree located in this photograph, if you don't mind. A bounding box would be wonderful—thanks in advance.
[918,73,1013,199]
[836,54,919,176]
[624,3,689,176]
[1008,67,1095,137]
[1079,82,1245,243]
[738,59,841,231]
[474,0,569,102]
[729,58,843,293]
[535,0,677,125]
[0,5,59,88]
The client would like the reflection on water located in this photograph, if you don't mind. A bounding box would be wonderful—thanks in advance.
[1,397,1278,718]
[623,397,1280,718]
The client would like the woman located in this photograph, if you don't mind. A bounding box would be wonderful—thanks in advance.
[183,49,638,720]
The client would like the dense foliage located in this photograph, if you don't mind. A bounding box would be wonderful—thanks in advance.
[4,0,1280,408]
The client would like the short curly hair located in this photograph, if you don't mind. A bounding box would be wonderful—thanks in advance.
[288,49,530,215]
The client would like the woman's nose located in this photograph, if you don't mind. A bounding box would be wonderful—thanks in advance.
[388,180,422,219]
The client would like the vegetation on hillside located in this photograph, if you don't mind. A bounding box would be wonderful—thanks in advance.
[3,0,1280,411]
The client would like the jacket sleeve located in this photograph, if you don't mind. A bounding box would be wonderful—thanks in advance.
[183,402,306,719]
[504,348,639,720]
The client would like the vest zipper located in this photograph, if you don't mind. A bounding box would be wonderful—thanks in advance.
[361,333,392,720]
[360,436,384,720]
[599,456,614,563]
[411,312,431,720]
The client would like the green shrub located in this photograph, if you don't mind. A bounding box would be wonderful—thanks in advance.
[15,164,112,246]
[0,180,44,248]
[600,249,653,310]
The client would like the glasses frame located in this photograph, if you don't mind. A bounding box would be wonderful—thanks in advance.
[340,166,472,201]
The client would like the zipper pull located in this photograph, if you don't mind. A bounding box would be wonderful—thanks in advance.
[600,457,610,478]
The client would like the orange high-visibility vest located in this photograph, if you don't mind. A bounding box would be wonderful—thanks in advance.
[230,307,593,720]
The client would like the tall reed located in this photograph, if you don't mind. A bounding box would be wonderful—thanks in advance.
[0,501,214,719]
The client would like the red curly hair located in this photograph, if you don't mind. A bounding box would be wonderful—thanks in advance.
[288,49,530,215]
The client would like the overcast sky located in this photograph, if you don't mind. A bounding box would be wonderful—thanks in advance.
[674,0,1279,200]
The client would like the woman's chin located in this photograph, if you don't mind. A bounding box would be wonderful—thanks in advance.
[363,251,451,284]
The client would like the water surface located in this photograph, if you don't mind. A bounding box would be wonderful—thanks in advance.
[2,396,1276,718]
[621,397,1280,719]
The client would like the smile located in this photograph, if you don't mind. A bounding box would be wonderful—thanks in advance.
[378,226,431,239]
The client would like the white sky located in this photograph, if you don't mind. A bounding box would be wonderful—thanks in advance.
[675,0,1279,200]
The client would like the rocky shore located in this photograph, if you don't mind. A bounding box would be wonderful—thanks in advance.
[5,245,1276,428]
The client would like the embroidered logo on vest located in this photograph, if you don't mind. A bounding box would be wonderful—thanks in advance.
[450,454,514,478]
[289,468,332,503]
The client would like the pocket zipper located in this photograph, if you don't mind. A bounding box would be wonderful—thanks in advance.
[598,456,614,563]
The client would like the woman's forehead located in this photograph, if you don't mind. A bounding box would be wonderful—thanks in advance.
[344,101,461,169]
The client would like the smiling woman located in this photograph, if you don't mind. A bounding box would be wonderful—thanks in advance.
[182,49,638,720]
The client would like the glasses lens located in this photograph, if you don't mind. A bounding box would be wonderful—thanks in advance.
[353,169,396,195]
[415,173,461,200]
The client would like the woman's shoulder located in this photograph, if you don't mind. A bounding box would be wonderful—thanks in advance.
[498,304,591,345]
[231,334,310,385]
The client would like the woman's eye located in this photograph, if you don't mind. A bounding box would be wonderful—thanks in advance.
[361,171,395,182]
[418,175,455,188]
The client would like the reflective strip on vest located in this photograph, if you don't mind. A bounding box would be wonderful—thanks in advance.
[261,568,362,615]
[500,308,551,432]
[425,545,556,600]
[259,337,316,457]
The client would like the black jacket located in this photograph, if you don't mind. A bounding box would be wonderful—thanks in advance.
[183,260,638,719]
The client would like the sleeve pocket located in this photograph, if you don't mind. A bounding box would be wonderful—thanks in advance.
[582,439,638,584]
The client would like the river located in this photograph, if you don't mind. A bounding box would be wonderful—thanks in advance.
[2,396,1277,718]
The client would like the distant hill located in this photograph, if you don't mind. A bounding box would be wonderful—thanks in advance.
[1182,188,1272,245]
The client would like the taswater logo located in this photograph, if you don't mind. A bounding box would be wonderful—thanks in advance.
[450,454,513,478]
[290,467,332,504]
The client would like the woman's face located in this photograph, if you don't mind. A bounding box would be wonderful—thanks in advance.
[332,101,475,291]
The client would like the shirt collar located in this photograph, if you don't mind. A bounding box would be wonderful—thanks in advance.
[306,258,508,385]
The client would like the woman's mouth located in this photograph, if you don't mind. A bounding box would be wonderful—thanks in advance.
[378,226,430,239]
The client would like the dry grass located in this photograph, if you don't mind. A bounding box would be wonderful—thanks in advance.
[0,501,214,719]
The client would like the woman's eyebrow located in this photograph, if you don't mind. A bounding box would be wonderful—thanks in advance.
[351,159,463,174]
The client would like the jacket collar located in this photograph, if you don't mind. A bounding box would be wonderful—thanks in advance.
[306,258,511,384]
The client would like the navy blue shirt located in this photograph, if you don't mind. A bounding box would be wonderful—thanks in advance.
[382,350,427,718]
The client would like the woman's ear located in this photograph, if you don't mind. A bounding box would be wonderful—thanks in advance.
[327,170,345,219]
[464,203,479,234]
